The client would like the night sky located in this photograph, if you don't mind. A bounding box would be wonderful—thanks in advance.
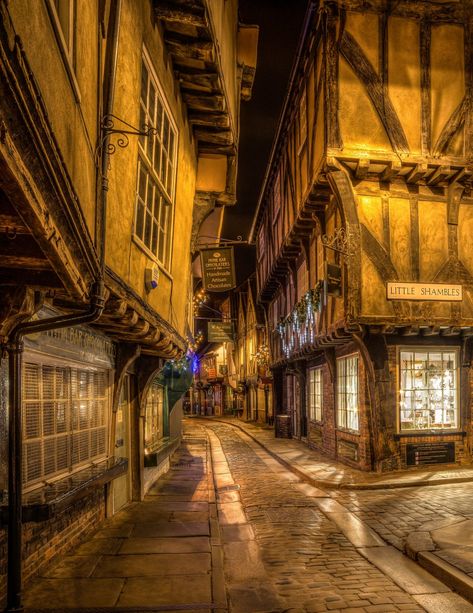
[231,0,309,237]
[222,0,308,282]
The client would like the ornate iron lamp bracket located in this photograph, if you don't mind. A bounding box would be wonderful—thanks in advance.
[321,227,352,257]
[96,114,157,159]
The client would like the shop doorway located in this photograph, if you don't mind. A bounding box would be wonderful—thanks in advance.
[112,375,131,513]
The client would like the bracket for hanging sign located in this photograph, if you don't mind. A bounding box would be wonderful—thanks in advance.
[321,227,351,257]
[96,114,158,159]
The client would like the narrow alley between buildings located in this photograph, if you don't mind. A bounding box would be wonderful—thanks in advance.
[23,418,473,613]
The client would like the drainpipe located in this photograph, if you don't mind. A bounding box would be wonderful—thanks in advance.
[5,1,122,609]
[5,283,105,613]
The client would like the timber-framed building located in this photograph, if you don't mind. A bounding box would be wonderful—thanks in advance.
[250,0,473,472]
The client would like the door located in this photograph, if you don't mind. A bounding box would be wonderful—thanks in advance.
[112,375,131,513]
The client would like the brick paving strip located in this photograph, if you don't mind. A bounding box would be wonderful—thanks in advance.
[203,420,473,613]
[23,422,226,613]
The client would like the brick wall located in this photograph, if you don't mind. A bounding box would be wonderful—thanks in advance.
[0,489,105,608]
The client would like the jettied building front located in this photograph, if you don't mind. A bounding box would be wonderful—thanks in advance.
[251,0,473,472]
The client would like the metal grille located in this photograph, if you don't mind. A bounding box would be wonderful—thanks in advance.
[22,361,109,488]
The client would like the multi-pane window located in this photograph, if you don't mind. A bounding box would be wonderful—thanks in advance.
[53,0,74,58]
[399,349,458,431]
[298,89,307,151]
[308,368,323,422]
[144,380,164,453]
[23,362,109,488]
[337,355,359,431]
[135,54,177,269]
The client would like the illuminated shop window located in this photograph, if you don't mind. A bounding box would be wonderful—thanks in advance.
[134,52,177,269]
[399,350,458,431]
[337,355,359,431]
[144,380,164,453]
[308,367,323,422]
[23,362,109,488]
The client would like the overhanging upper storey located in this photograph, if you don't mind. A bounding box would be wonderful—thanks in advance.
[251,0,473,305]
[154,0,258,206]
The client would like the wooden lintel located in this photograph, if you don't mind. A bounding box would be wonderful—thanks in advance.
[165,36,214,63]
[427,165,450,186]
[380,161,402,182]
[406,164,428,184]
[103,298,128,319]
[0,214,29,234]
[194,129,233,146]
[183,92,225,112]
[355,158,370,180]
[177,72,220,94]
[441,326,461,336]
[155,3,206,27]
[188,111,229,129]
[0,255,50,270]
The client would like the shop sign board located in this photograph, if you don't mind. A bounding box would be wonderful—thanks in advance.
[201,247,236,292]
[386,282,462,301]
[208,321,234,343]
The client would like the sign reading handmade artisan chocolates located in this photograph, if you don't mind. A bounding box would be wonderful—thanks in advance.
[386,282,462,301]
[201,247,236,292]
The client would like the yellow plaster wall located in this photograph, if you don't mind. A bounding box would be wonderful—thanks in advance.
[431,24,465,149]
[106,0,196,338]
[389,197,411,280]
[358,195,384,248]
[388,18,421,154]
[345,12,379,73]
[9,0,99,239]
[458,205,473,277]
[339,58,392,152]
[418,201,448,281]
[361,253,392,317]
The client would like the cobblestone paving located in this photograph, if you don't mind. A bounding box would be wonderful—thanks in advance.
[207,422,425,613]
[332,484,473,550]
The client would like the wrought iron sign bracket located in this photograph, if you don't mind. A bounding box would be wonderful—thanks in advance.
[96,114,157,159]
[321,227,352,257]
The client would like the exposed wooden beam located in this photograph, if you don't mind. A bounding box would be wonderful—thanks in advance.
[0,214,29,234]
[155,3,206,27]
[182,92,225,112]
[164,35,214,63]
[194,129,233,146]
[188,111,229,129]
[0,255,50,269]
[406,163,428,184]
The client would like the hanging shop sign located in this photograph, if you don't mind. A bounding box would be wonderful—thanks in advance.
[201,247,236,292]
[325,262,342,296]
[208,321,234,343]
[386,282,462,301]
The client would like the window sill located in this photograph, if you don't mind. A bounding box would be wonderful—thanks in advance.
[144,437,179,468]
[0,457,128,524]
[131,236,173,280]
[394,431,465,440]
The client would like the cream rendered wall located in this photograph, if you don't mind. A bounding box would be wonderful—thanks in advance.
[8,0,100,240]
[106,0,197,339]
[206,0,239,137]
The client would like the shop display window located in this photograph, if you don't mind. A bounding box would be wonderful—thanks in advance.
[308,367,323,421]
[399,349,458,431]
[144,380,164,453]
[337,355,359,431]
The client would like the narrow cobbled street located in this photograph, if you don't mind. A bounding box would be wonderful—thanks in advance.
[24,419,473,613]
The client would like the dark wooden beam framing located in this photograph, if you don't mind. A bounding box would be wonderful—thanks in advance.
[433,96,468,157]
[340,31,409,154]
[420,21,432,155]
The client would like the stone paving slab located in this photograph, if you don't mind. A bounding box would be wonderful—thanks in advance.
[24,578,125,608]
[116,575,212,608]
[118,536,211,554]
[131,521,210,538]
[414,591,473,611]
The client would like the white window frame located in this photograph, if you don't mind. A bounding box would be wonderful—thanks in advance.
[308,367,323,422]
[23,354,110,491]
[398,347,459,432]
[336,354,359,432]
[45,0,81,102]
[134,49,178,271]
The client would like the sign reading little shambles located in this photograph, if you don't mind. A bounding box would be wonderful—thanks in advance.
[208,321,234,343]
[386,282,463,301]
[201,247,236,292]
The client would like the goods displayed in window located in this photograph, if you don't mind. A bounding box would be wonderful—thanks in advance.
[144,380,164,454]
[308,367,322,422]
[399,350,457,431]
